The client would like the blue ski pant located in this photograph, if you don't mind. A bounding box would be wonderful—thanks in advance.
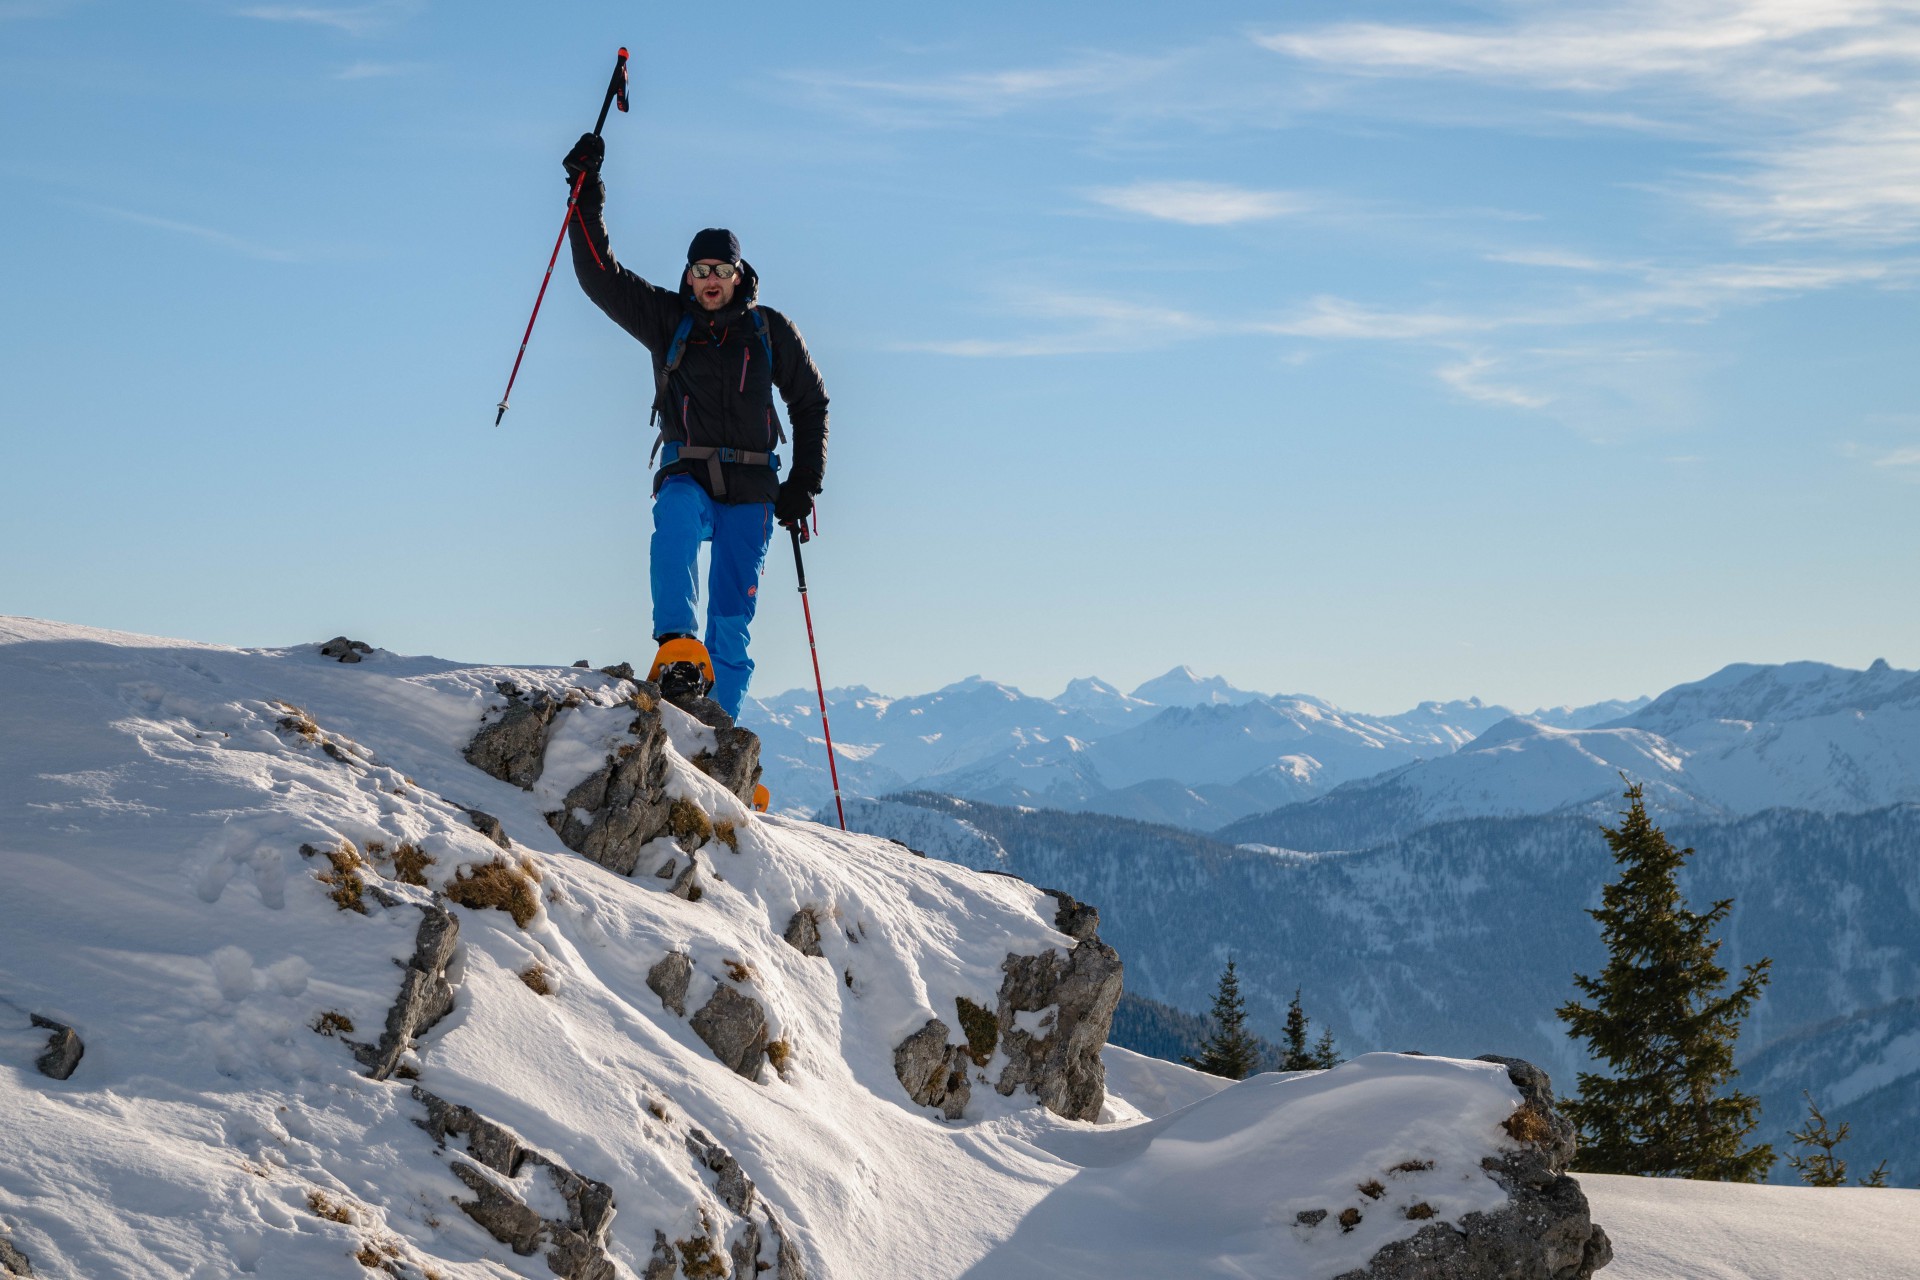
[650,474,773,719]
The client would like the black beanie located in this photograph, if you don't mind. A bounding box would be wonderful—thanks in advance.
[687,228,741,264]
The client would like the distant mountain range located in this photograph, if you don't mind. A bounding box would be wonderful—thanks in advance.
[1221,658,1920,850]
[742,664,1647,828]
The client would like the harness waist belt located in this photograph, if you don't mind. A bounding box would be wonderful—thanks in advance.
[661,443,781,498]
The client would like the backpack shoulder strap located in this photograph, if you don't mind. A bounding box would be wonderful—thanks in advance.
[650,314,699,462]
[665,314,696,373]
[750,307,774,367]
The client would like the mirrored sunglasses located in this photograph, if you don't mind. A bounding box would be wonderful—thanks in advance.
[688,263,739,280]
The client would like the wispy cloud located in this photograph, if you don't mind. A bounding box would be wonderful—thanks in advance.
[1437,355,1551,408]
[784,52,1178,123]
[902,292,1212,357]
[1089,181,1309,226]
[1872,446,1920,468]
[335,60,417,80]
[234,2,416,36]
[1258,0,1920,244]
[1258,296,1496,340]
[86,205,303,263]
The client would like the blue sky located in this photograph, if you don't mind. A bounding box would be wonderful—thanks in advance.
[2,0,1916,713]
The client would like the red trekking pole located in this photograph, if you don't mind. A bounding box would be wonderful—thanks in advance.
[788,523,847,830]
[495,47,630,427]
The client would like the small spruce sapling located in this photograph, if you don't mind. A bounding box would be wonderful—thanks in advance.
[1786,1092,1890,1188]
[1185,958,1261,1080]
[1557,782,1774,1181]
[1278,987,1343,1070]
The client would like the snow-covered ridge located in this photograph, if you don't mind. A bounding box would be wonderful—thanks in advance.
[1221,659,1920,850]
[0,617,1603,1279]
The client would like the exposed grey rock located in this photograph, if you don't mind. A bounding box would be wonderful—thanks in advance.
[730,1218,762,1278]
[413,1086,525,1176]
[647,952,693,1018]
[417,1089,617,1280]
[783,908,825,958]
[893,1017,971,1120]
[686,1127,757,1216]
[993,931,1122,1122]
[597,662,637,682]
[572,660,590,668]
[1042,887,1100,943]
[455,804,512,849]
[1334,1057,1612,1280]
[763,1205,809,1280]
[690,983,769,1079]
[654,857,678,880]
[641,1230,676,1280]
[671,691,733,731]
[669,857,704,902]
[29,1015,82,1081]
[319,636,373,662]
[0,1237,34,1277]
[545,700,674,875]
[465,688,564,789]
[356,901,458,1081]
[693,725,763,805]
[451,1162,548,1254]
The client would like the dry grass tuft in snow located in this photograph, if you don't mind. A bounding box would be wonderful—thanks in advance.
[668,797,714,847]
[390,841,434,886]
[443,857,539,927]
[303,841,370,913]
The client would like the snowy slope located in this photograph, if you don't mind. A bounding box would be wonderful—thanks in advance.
[0,617,1574,1280]
[1582,1175,1920,1280]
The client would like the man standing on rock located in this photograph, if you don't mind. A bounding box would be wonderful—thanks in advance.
[562,132,829,726]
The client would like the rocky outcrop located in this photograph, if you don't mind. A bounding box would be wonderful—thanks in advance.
[465,684,569,789]
[319,636,373,663]
[0,1237,34,1277]
[1334,1056,1612,1280]
[894,1018,972,1120]
[690,984,770,1079]
[354,901,458,1081]
[783,908,825,958]
[647,952,693,1018]
[545,698,675,876]
[683,1127,809,1280]
[454,803,512,849]
[29,1014,83,1081]
[992,891,1122,1121]
[412,1087,617,1280]
[892,887,1122,1123]
[694,725,763,804]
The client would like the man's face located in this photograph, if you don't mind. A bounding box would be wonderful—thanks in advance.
[686,259,740,311]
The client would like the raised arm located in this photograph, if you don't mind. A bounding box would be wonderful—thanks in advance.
[562,133,680,350]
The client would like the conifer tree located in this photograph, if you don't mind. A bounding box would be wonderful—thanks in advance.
[1786,1093,1890,1188]
[1558,782,1775,1181]
[1311,1025,1342,1070]
[1277,987,1342,1070]
[1280,988,1316,1071]
[1185,958,1261,1080]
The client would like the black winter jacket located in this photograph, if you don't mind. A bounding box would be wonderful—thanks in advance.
[568,178,829,506]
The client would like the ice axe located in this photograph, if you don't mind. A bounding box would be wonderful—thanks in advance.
[494,47,629,427]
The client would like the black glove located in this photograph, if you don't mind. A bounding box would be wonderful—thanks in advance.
[563,132,604,181]
[774,478,815,528]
